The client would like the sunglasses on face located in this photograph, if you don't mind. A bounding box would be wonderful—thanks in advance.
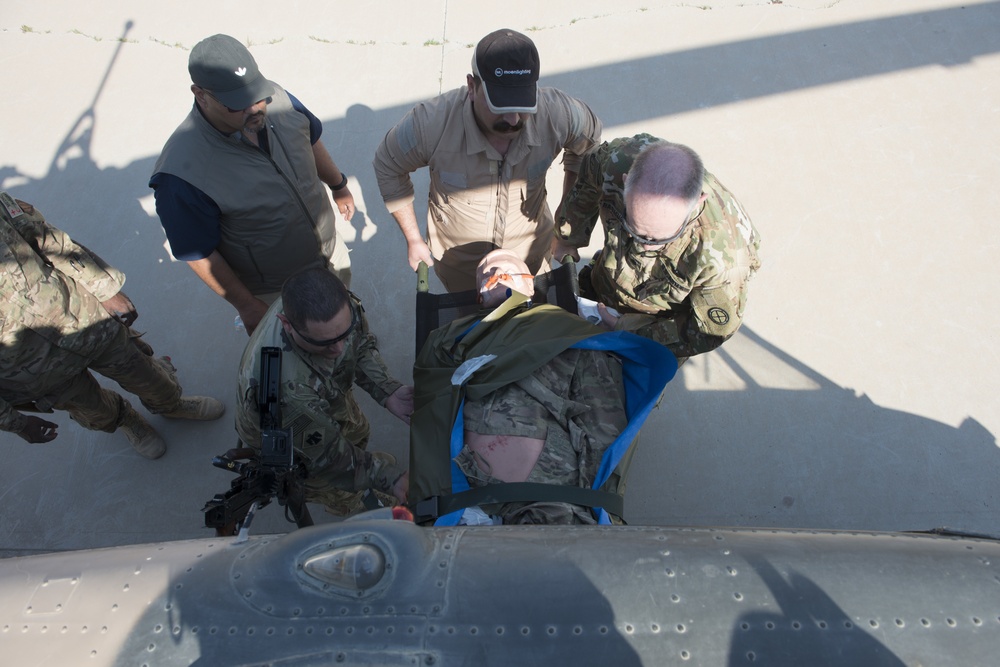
[291,304,358,348]
[619,215,688,247]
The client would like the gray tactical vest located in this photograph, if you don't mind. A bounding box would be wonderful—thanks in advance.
[153,85,337,294]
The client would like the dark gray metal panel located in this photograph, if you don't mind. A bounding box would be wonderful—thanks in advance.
[1,522,998,666]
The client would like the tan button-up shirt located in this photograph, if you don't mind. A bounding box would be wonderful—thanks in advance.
[374,86,601,288]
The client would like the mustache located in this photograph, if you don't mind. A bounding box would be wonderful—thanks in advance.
[492,120,524,133]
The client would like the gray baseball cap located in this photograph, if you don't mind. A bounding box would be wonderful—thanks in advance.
[188,34,275,109]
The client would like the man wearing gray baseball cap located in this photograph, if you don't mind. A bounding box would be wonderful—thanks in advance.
[150,34,354,335]
[373,28,603,293]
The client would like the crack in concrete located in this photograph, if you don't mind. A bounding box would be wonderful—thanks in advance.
[6,0,846,51]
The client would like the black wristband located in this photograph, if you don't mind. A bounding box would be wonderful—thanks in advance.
[331,173,349,191]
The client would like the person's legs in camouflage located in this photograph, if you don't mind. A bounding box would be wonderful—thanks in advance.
[46,368,167,458]
[88,323,223,421]
[48,369,126,433]
[87,324,181,413]
[305,452,401,516]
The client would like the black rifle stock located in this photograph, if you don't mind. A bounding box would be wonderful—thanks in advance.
[202,347,313,535]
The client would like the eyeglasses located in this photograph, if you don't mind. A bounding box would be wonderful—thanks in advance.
[619,214,688,247]
[204,89,272,113]
[291,304,358,348]
[610,198,699,248]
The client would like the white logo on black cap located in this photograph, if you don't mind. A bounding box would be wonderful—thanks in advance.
[235,67,247,77]
[494,68,532,78]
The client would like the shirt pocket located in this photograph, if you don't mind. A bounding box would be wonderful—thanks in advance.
[429,167,468,205]
[430,160,492,207]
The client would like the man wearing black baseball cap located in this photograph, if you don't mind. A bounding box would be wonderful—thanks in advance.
[471,28,540,114]
[150,34,355,335]
[374,28,603,293]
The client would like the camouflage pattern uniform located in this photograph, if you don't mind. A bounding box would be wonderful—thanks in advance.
[0,193,182,435]
[409,301,671,526]
[235,295,405,515]
[456,345,627,524]
[556,134,762,359]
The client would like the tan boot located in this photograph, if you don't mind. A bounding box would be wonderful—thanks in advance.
[120,406,166,459]
[161,396,225,421]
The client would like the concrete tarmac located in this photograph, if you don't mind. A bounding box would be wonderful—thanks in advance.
[1,0,998,555]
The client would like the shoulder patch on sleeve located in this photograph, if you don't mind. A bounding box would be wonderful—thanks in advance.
[691,287,740,337]
[0,192,25,219]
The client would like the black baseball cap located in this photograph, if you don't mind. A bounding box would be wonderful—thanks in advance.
[188,34,275,109]
[472,29,540,114]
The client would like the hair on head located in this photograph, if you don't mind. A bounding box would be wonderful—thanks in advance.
[281,268,349,329]
[625,141,705,206]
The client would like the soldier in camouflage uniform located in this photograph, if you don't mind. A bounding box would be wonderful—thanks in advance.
[409,251,675,525]
[456,343,629,524]
[0,193,225,459]
[235,268,411,515]
[553,134,761,361]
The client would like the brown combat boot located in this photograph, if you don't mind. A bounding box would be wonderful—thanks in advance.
[160,396,225,421]
[119,405,167,459]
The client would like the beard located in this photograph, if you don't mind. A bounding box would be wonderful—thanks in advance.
[243,111,267,134]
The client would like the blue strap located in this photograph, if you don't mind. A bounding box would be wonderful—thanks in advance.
[434,396,470,526]
[435,331,676,526]
[569,331,676,524]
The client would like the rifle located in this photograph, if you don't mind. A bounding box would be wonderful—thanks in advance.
[202,347,314,537]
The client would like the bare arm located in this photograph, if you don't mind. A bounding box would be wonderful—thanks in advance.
[372,109,438,272]
[391,203,434,270]
[187,251,269,335]
[312,141,355,222]
[384,385,414,425]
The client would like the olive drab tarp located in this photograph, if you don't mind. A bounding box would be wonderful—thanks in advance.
[409,294,677,525]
